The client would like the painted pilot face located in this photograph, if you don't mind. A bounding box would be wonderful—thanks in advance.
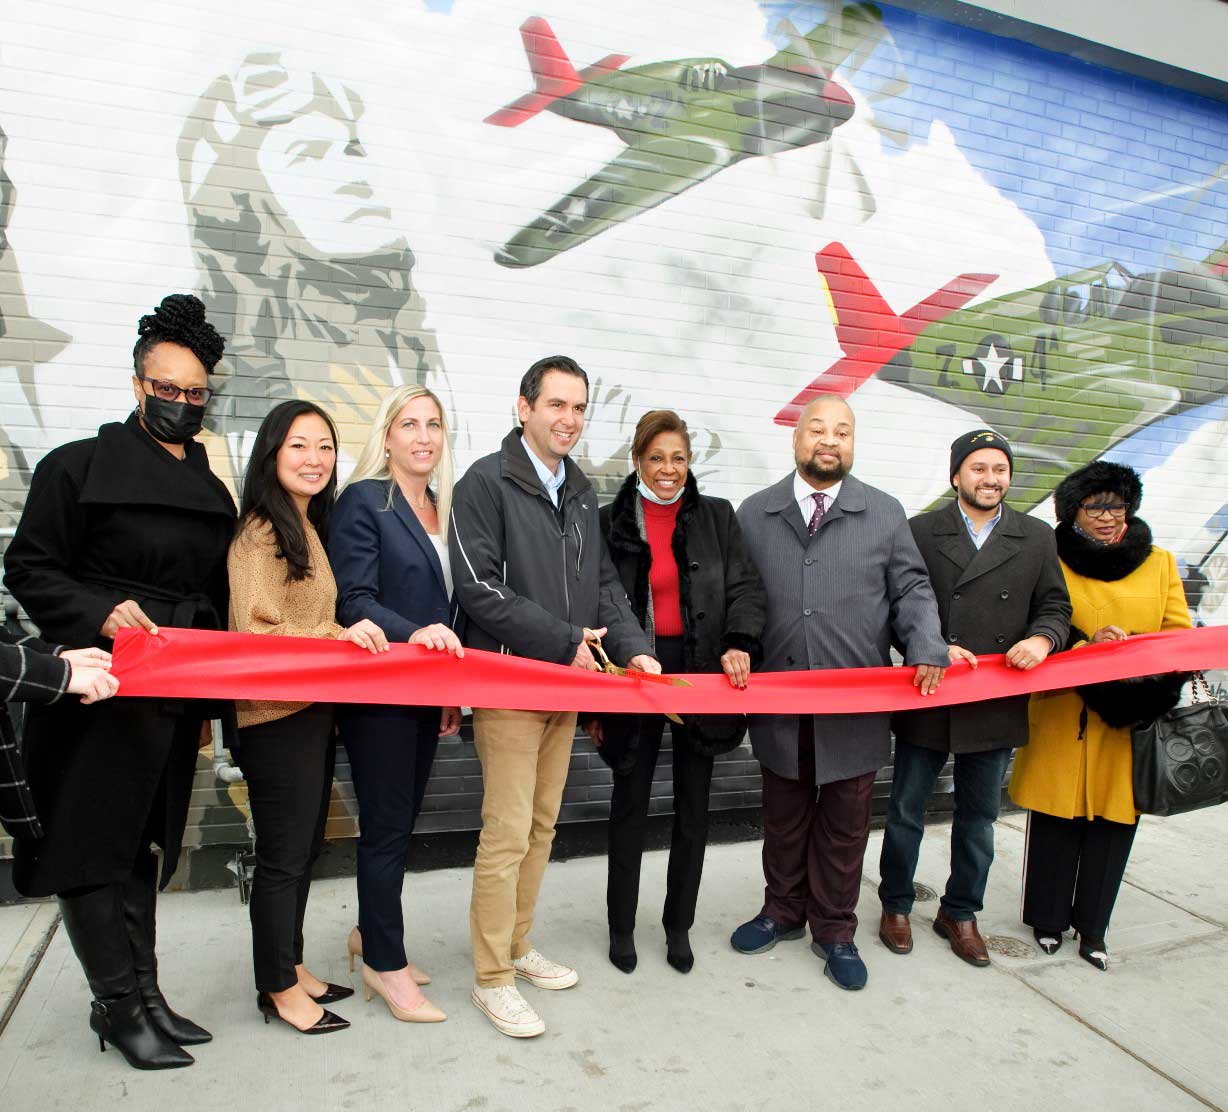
[793,399,854,486]
[257,112,394,257]
[954,447,1011,512]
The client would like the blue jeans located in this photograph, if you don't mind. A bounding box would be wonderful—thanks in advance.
[877,741,1012,921]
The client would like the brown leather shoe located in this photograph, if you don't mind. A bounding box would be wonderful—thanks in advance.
[878,912,913,954]
[933,909,990,967]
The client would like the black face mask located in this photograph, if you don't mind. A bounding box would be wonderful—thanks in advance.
[139,394,206,445]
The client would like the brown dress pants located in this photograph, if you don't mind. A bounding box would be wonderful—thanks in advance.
[760,716,876,944]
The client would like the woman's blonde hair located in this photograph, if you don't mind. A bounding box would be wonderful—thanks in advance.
[348,385,455,526]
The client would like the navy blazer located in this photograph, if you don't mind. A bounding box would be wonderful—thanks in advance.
[329,478,452,640]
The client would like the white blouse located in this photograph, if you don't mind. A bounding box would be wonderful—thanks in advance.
[428,533,453,601]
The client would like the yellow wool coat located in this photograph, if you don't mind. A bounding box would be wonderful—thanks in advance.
[1008,544,1191,824]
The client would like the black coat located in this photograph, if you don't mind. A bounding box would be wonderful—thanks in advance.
[892,499,1071,754]
[597,472,766,759]
[3,413,235,895]
[0,628,69,840]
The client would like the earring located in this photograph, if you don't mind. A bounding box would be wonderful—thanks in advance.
[384,449,390,459]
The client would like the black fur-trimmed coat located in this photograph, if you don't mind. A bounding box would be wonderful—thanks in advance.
[595,472,766,761]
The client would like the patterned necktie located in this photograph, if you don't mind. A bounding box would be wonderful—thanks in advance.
[808,492,826,536]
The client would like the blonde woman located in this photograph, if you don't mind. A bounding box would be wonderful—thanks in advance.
[328,385,461,1023]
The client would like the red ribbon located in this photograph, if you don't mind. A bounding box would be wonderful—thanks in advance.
[110,626,1228,716]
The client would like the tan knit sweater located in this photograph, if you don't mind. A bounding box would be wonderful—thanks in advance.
[227,517,344,728]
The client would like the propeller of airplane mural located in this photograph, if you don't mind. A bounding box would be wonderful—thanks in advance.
[776,240,1228,510]
[486,4,888,268]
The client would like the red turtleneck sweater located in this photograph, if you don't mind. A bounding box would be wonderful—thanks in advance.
[643,497,683,637]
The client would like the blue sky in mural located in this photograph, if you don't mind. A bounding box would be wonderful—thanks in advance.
[758,1,1228,277]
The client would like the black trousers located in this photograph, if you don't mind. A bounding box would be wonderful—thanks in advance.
[341,706,440,971]
[1022,809,1138,943]
[607,637,714,935]
[237,703,335,993]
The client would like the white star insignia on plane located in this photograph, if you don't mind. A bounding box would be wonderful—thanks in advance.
[962,344,1023,393]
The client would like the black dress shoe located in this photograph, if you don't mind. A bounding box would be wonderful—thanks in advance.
[665,930,694,974]
[609,932,637,974]
[257,993,350,1034]
[308,982,355,1005]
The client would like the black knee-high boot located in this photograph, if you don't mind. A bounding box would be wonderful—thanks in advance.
[57,885,194,1070]
[122,854,212,1045]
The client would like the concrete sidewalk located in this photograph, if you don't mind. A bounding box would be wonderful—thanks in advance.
[0,805,1225,1112]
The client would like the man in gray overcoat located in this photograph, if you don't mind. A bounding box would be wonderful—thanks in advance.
[731,397,949,991]
[877,429,1070,967]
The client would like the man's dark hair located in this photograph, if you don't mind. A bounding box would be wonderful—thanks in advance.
[239,399,340,581]
[518,355,589,409]
[132,293,226,375]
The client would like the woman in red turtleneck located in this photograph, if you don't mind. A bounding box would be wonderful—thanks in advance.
[590,410,766,977]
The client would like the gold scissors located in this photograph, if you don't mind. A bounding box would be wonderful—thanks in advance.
[585,631,690,725]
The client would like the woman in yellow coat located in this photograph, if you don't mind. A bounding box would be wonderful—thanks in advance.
[1009,461,1191,970]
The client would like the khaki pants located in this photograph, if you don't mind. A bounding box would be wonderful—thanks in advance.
[470,708,577,987]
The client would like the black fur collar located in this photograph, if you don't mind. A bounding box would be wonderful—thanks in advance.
[1056,517,1153,581]
[606,470,699,557]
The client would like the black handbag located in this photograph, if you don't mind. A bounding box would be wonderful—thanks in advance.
[1131,674,1228,816]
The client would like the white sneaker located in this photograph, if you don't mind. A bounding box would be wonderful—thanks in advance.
[512,949,580,990]
[470,985,546,1038]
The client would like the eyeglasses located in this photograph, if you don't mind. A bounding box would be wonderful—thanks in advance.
[141,378,213,406]
[1081,501,1128,519]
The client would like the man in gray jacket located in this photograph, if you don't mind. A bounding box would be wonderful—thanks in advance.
[449,355,656,1038]
[730,396,949,991]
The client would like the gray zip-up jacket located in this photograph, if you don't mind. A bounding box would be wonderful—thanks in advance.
[448,428,651,666]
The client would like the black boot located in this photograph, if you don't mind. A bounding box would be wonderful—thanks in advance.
[665,929,694,974]
[122,857,212,1045]
[58,885,194,1070]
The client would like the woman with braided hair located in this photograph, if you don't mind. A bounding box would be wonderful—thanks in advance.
[5,294,237,1070]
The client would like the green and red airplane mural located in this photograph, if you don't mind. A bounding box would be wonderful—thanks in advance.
[776,241,1228,510]
[485,6,884,267]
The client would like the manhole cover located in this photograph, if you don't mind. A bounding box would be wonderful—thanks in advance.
[985,935,1034,958]
[913,883,938,902]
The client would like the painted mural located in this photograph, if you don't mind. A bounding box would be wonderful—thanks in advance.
[1,0,1227,846]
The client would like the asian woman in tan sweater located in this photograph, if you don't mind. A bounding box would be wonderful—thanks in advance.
[228,400,407,1034]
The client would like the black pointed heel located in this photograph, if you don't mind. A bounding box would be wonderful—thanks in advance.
[90,993,195,1069]
[308,982,355,1005]
[1077,938,1109,971]
[1033,927,1062,956]
[257,992,350,1034]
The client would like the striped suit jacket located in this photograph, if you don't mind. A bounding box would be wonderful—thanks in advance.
[1,628,69,839]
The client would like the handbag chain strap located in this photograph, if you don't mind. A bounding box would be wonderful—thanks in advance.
[1191,671,1220,706]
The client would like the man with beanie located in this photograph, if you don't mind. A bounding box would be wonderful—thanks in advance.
[877,429,1071,966]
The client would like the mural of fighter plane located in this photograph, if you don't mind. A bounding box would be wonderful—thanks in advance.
[486,7,883,267]
[777,241,1228,508]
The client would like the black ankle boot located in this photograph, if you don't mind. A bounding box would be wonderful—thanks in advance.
[665,930,694,974]
[122,857,212,1045]
[58,886,194,1070]
[608,931,637,974]
[89,990,195,1069]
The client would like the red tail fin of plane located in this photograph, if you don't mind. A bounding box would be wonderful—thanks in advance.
[775,244,997,425]
[485,17,630,127]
